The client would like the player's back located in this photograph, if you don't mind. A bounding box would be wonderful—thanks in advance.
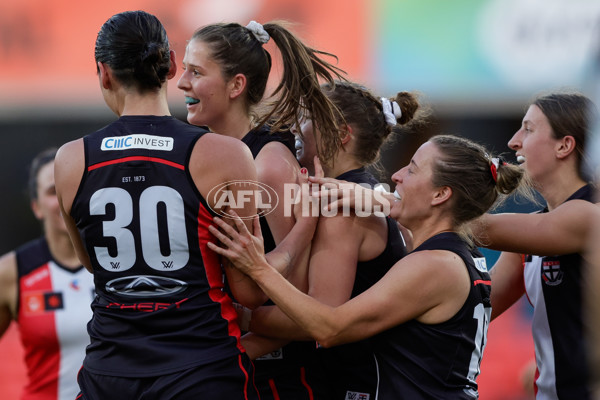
[71,115,244,377]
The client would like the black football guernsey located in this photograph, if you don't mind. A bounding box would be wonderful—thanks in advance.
[317,167,408,400]
[371,232,492,399]
[70,115,246,377]
[523,184,593,399]
[241,126,321,399]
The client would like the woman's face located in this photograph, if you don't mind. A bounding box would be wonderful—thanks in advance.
[177,39,232,129]
[508,104,558,183]
[31,162,67,235]
[389,141,439,228]
[292,118,319,175]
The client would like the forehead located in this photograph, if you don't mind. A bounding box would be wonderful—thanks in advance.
[36,162,55,188]
[412,141,439,166]
[523,104,549,126]
[183,39,212,62]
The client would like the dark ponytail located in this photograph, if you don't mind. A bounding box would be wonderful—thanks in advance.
[95,11,171,93]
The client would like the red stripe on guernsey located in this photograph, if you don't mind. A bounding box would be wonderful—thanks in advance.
[237,354,250,400]
[88,156,184,171]
[268,379,281,400]
[18,263,60,399]
[196,201,245,352]
[300,367,315,400]
[473,280,491,286]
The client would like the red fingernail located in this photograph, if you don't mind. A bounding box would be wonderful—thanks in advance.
[300,168,307,174]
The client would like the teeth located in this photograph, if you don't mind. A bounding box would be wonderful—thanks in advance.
[393,190,402,200]
[517,155,525,163]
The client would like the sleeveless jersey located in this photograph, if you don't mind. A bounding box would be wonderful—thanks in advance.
[70,115,246,377]
[523,184,593,399]
[317,167,407,400]
[371,232,491,399]
[16,237,94,400]
[241,126,320,399]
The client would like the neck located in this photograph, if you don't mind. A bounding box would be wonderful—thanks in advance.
[407,214,454,250]
[119,86,171,117]
[534,167,586,211]
[208,103,254,139]
[325,150,363,178]
[45,228,81,269]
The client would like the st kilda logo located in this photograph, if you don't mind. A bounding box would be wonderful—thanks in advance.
[542,259,563,286]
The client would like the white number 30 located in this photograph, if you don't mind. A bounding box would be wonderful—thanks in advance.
[89,186,190,272]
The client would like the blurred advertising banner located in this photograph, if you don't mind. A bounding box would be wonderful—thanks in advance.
[1,0,599,114]
[0,0,369,113]
[373,0,600,111]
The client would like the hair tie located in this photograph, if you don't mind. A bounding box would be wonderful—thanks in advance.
[490,157,500,182]
[246,21,270,44]
[381,98,402,126]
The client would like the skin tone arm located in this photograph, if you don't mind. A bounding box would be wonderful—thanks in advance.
[55,139,93,273]
[207,214,471,347]
[0,252,17,337]
[190,133,267,309]
[247,213,387,341]
[489,251,525,320]
[474,200,600,256]
[255,142,308,291]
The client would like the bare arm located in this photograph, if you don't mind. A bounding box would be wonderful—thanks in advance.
[55,139,92,272]
[476,200,600,255]
[255,142,299,246]
[248,214,366,341]
[241,332,291,360]
[490,251,525,320]
[190,134,267,309]
[208,215,470,347]
[0,251,17,337]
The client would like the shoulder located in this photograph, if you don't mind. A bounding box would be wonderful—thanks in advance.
[55,138,85,212]
[0,251,17,302]
[395,248,467,283]
[55,138,85,177]
[192,133,254,172]
[190,133,257,196]
[255,142,299,186]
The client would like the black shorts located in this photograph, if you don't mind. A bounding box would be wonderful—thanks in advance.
[76,353,259,400]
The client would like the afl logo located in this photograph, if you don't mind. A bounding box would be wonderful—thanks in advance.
[106,275,188,297]
[207,180,278,220]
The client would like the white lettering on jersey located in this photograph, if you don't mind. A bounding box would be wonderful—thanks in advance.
[473,257,488,273]
[101,135,173,151]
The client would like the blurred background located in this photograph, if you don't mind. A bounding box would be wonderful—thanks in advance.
[1,0,599,399]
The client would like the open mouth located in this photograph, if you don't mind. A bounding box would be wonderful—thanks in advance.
[185,96,199,105]
[393,190,402,200]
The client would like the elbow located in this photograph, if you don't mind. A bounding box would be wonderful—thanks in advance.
[312,326,345,348]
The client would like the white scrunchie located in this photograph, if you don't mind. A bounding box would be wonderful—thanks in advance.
[381,98,402,126]
[246,20,270,44]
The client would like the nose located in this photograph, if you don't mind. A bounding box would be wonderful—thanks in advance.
[507,129,522,151]
[177,72,188,90]
[290,124,300,137]
[391,166,405,184]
